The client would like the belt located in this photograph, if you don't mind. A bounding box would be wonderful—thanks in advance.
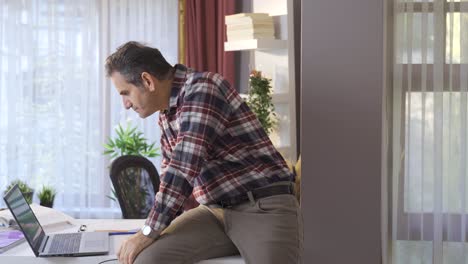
[213,183,293,208]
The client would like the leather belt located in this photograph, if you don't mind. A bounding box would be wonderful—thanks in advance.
[213,183,293,208]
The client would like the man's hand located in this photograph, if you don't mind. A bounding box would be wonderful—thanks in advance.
[117,231,156,264]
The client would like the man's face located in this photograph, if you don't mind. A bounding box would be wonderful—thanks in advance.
[110,72,165,118]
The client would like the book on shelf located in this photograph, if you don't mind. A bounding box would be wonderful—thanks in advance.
[225,14,274,29]
[227,34,274,42]
[225,13,271,23]
[227,28,274,34]
[226,12,270,19]
[0,229,25,253]
[226,14,275,42]
[227,27,274,41]
[227,23,274,31]
[226,18,273,25]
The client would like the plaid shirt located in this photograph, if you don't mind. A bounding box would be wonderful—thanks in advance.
[145,64,293,232]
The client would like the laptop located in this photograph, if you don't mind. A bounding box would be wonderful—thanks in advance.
[3,184,109,257]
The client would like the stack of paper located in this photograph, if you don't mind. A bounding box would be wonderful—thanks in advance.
[225,13,274,42]
[0,229,25,253]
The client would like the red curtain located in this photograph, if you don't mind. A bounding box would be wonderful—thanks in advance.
[184,0,236,87]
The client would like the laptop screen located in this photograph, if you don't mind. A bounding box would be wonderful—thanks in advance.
[3,185,46,256]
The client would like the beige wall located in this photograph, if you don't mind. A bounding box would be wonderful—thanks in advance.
[301,0,384,263]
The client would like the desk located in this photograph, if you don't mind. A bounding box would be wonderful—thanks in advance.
[0,205,244,264]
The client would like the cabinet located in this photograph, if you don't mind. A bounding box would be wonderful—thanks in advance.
[224,0,297,162]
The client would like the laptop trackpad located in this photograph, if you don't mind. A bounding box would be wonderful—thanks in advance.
[84,239,105,249]
[81,232,109,252]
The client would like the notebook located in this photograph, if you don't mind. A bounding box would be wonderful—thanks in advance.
[0,229,25,253]
[3,185,109,257]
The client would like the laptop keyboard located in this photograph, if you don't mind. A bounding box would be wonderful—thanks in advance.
[48,233,82,254]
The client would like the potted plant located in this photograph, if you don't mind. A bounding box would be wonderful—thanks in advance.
[3,180,34,204]
[103,123,159,159]
[247,70,277,135]
[103,122,160,217]
[37,185,57,208]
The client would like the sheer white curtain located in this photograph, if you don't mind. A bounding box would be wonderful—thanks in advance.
[392,0,468,263]
[0,0,178,218]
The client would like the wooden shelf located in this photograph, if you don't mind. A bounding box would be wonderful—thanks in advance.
[224,39,287,51]
[269,11,287,16]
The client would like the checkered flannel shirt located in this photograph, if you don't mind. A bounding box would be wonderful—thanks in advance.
[145,64,293,232]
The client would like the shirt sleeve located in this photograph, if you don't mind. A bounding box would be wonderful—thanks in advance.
[145,79,232,232]
[159,140,170,173]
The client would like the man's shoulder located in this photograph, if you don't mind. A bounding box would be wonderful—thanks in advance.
[181,68,241,109]
[182,70,232,99]
[185,69,225,87]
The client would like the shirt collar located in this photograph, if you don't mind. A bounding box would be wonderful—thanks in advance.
[167,64,188,111]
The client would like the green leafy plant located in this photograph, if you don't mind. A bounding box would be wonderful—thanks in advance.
[37,185,57,208]
[3,180,34,204]
[103,123,160,159]
[247,70,277,135]
[103,122,160,213]
[106,188,118,202]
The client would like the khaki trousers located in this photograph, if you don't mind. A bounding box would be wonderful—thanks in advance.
[134,193,303,264]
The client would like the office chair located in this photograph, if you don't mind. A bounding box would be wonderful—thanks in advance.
[110,155,160,219]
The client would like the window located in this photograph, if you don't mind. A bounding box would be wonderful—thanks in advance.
[394,0,468,242]
[0,0,178,218]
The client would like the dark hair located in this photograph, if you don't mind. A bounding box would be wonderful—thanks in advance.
[105,41,173,87]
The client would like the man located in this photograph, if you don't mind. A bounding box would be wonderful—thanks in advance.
[105,41,303,264]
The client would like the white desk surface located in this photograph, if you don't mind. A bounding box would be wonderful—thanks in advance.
[0,204,244,264]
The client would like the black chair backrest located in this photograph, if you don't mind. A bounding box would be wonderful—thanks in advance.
[110,155,160,219]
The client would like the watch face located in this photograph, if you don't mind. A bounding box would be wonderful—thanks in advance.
[143,225,151,236]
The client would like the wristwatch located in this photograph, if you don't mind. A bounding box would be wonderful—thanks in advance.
[141,225,159,239]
